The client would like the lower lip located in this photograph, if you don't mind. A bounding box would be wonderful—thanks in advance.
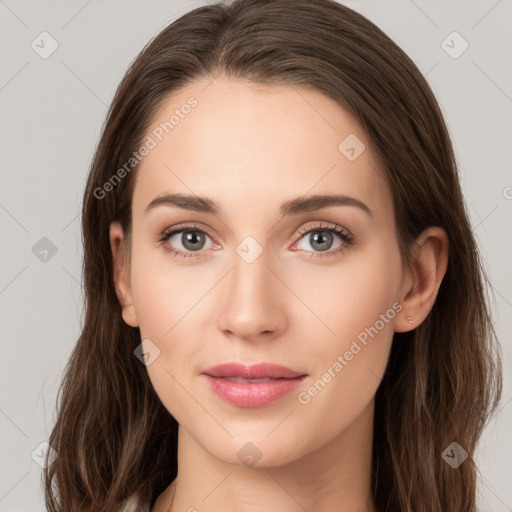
[202,375,306,407]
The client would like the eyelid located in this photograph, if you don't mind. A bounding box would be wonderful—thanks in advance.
[296,221,350,237]
[160,221,350,241]
[160,221,217,241]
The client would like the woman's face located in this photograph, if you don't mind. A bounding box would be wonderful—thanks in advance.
[112,75,409,467]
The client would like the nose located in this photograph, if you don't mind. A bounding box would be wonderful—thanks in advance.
[216,248,287,342]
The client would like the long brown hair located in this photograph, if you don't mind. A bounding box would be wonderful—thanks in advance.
[43,0,502,510]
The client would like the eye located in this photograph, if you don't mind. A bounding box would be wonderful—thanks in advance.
[158,221,354,260]
[158,222,219,260]
[292,222,354,259]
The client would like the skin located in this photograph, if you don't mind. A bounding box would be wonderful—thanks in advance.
[110,75,448,512]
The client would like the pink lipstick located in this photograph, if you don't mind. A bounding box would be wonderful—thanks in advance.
[201,362,307,408]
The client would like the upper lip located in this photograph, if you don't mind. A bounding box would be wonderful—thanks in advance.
[202,363,307,379]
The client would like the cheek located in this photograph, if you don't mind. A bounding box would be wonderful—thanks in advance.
[293,238,402,437]
[296,234,402,348]
[129,239,196,338]
[129,245,202,422]
[128,241,215,382]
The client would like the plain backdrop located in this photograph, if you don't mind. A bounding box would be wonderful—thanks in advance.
[1,1,511,510]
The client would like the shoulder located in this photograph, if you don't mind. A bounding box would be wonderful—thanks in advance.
[119,493,151,512]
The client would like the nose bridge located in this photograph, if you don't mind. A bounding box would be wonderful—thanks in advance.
[230,238,275,309]
[217,236,285,338]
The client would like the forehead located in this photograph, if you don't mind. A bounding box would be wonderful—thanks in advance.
[131,75,392,223]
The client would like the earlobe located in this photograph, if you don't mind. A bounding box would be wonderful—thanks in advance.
[395,226,449,333]
[120,304,139,328]
[109,221,139,328]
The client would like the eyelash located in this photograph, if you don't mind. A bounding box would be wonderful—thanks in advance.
[158,221,354,260]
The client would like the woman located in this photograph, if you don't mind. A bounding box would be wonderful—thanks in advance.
[43,0,502,511]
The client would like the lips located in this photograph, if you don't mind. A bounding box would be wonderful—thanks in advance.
[202,362,306,379]
[201,363,308,408]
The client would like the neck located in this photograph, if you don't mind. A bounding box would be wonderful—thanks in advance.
[160,400,377,512]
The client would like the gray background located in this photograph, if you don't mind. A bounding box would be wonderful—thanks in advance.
[1,0,511,510]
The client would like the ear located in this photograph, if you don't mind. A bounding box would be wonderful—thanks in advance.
[394,226,449,333]
[110,221,139,328]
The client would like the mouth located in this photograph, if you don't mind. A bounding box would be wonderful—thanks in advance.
[201,363,308,408]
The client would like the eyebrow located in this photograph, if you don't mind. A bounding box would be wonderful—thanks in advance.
[145,193,373,218]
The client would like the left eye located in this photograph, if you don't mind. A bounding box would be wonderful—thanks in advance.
[295,228,345,253]
[292,223,353,257]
